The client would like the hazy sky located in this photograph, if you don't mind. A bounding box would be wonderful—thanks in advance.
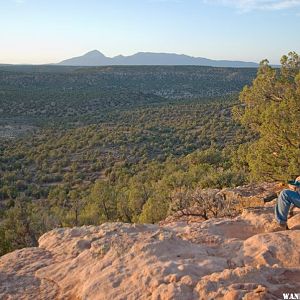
[1,0,300,64]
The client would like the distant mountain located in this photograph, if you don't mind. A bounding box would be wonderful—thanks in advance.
[58,50,259,68]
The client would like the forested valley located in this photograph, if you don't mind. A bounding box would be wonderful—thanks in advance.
[1,54,299,256]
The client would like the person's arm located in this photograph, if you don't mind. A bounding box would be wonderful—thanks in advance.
[288,176,300,191]
[296,176,300,193]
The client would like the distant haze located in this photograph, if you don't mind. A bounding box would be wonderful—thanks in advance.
[1,1,299,64]
[58,50,259,68]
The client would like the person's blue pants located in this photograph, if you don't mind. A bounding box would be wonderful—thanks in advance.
[275,189,300,224]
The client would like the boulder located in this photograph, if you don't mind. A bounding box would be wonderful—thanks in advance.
[1,187,300,299]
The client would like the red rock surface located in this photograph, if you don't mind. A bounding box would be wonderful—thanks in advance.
[1,188,300,299]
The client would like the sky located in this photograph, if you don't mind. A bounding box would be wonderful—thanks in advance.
[0,0,300,64]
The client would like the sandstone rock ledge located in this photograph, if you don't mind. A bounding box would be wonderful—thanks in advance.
[1,206,300,300]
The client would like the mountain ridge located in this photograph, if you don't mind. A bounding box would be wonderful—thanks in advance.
[58,50,259,68]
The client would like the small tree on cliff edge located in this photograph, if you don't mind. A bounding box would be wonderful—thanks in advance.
[233,52,300,182]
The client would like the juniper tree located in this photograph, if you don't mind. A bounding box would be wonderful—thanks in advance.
[234,52,300,181]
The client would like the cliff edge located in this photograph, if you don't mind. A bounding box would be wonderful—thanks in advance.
[1,185,300,299]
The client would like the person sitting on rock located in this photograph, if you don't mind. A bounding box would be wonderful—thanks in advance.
[273,176,300,231]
